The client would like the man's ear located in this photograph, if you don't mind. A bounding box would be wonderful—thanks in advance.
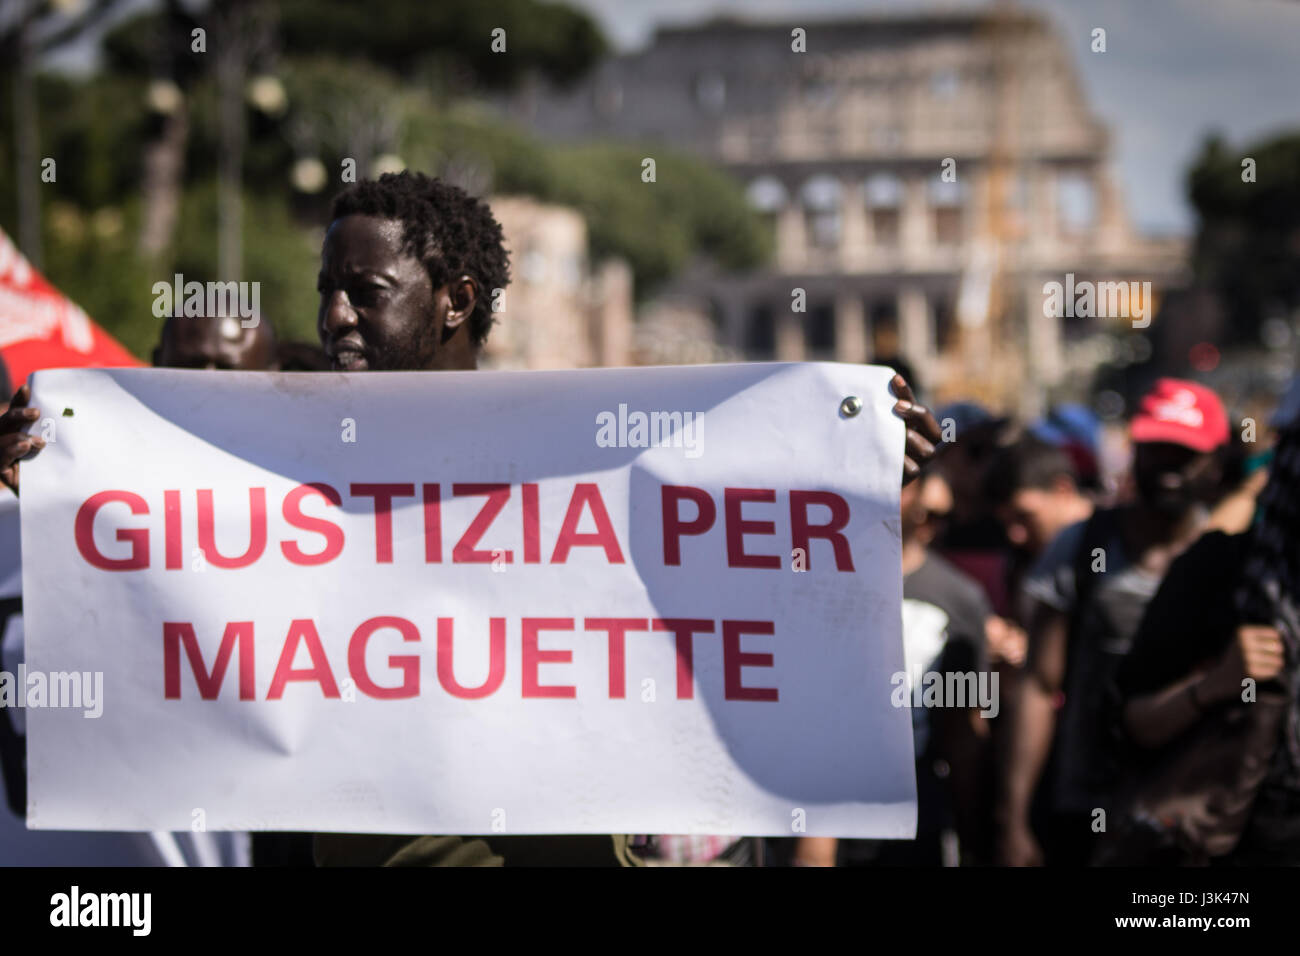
[443,275,479,332]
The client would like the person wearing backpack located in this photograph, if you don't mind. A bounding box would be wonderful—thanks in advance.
[1113,391,1300,865]
[997,379,1229,866]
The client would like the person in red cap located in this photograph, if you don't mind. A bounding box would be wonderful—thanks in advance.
[998,378,1229,867]
[1129,377,1230,456]
[1115,383,1300,865]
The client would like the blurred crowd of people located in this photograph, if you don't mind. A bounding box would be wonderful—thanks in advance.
[768,364,1300,867]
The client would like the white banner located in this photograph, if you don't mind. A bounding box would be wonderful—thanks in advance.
[18,363,915,837]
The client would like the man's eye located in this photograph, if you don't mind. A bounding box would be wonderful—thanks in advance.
[350,285,384,304]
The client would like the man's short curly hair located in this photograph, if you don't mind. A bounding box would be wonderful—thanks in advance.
[329,171,510,348]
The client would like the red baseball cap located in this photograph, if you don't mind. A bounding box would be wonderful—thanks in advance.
[1130,378,1229,452]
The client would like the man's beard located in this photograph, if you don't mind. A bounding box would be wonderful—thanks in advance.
[336,334,437,373]
[1136,473,1203,516]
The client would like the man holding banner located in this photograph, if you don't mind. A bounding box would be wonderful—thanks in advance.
[0,172,941,867]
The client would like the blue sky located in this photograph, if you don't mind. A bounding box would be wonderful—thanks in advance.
[568,0,1300,237]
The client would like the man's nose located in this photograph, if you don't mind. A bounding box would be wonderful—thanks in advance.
[321,290,357,334]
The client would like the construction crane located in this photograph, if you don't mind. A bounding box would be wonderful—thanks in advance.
[954,0,1024,411]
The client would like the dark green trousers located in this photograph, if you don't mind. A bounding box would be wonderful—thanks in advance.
[314,833,644,867]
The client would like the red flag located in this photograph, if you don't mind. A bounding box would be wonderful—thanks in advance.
[0,227,143,388]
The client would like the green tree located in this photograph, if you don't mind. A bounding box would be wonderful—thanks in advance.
[1187,131,1300,345]
[276,0,606,90]
[3,0,768,356]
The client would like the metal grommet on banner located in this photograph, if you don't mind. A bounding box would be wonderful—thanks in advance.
[839,395,862,418]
